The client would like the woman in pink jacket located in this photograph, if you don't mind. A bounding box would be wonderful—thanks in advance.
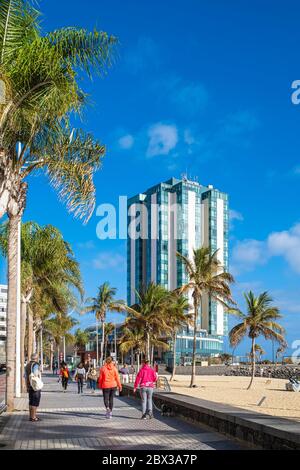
[134,359,158,419]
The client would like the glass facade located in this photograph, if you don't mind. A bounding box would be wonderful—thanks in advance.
[127,177,229,361]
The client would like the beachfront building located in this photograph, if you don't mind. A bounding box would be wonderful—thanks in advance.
[0,284,8,363]
[127,177,229,364]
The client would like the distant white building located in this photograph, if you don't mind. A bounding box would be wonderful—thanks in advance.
[0,284,7,361]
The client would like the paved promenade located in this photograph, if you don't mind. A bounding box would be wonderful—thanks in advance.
[0,373,245,450]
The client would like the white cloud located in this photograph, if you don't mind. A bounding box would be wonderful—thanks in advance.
[231,239,267,274]
[118,134,134,150]
[146,123,178,157]
[92,252,126,271]
[268,224,300,274]
[229,210,244,222]
[231,222,300,275]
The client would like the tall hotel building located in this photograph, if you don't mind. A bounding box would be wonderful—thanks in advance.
[127,177,229,361]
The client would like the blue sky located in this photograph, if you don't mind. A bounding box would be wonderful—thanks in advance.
[1,0,300,359]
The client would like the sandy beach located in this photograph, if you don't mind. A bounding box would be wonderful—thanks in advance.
[164,375,300,422]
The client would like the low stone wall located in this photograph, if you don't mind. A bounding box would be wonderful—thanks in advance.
[171,365,227,376]
[168,364,300,379]
[120,384,300,450]
[225,365,300,379]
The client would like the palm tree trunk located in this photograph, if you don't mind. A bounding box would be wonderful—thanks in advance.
[6,214,20,411]
[104,338,107,360]
[50,341,54,372]
[36,332,40,357]
[27,309,33,360]
[151,344,154,365]
[146,331,150,362]
[131,347,134,366]
[190,295,198,388]
[137,351,140,371]
[247,338,256,390]
[33,326,37,354]
[100,319,105,366]
[40,327,43,372]
[20,298,27,393]
[96,318,99,366]
[170,332,177,381]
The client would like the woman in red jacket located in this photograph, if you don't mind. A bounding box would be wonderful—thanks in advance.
[98,357,122,419]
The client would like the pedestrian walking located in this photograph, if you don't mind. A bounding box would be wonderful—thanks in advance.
[60,362,70,392]
[129,364,136,383]
[87,365,98,393]
[24,353,43,422]
[98,357,122,419]
[52,361,58,375]
[134,359,158,420]
[119,364,130,384]
[74,362,86,394]
[84,361,90,388]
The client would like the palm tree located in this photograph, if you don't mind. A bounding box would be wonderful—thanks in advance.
[74,328,89,362]
[44,313,78,365]
[0,220,83,388]
[169,293,191,381]
[0,0,117,410]
[84,283,124,366]
[104,322,114,360]
[125,283,173,362]
[229,291,286,389]
[177,247,235,387]
[119,327,146,371]
[74,328,90,349]
[275,344,286,367]
[254,344,265,364]
[220,353,232,364]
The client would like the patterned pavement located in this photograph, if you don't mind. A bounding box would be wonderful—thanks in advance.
[0,373,245,450]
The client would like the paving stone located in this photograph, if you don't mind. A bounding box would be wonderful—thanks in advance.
[0,373,245,450]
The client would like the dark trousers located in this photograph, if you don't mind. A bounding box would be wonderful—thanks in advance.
[103,387,116,410]
[62,377,68,390]
[77,377,84,393]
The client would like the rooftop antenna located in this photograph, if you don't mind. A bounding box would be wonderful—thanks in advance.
[181,171,188,182]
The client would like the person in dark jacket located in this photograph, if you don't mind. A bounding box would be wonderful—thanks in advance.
[24,353,42,422]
